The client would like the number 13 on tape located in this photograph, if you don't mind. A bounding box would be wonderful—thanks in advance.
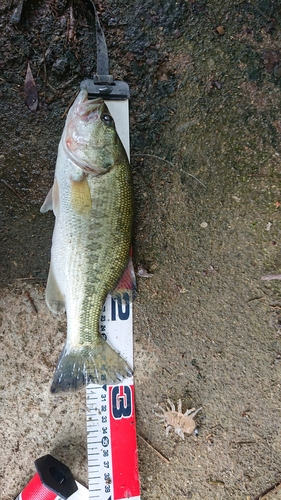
[86,295,141,500]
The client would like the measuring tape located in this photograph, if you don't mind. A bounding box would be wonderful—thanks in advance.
[80,5,141,495]
[86,294,140,500]
[84,98,140,500]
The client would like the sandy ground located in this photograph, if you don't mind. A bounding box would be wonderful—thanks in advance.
[1,0,281,499]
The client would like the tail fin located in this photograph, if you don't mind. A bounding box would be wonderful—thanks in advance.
[50,341,132,393]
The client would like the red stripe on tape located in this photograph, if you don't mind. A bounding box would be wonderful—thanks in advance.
[109,384,140,499]
[21,473,57,500]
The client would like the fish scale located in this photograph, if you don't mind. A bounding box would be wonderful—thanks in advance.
[79,168,133,344]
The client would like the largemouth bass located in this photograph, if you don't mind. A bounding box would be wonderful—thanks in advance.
[41,89,134,392]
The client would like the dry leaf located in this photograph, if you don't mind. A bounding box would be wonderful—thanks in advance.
[10,0,24,24]
[216,25,225,35]
[24,63,38,111]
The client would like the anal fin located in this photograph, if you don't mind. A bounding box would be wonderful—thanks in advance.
[45,263,65,314]
[111,257,137,304]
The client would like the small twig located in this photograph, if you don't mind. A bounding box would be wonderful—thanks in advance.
[1,179,23,200]
[262,274,281,281]
[37,37,47,91]
[253,481,281,500]
[232,440,256,446]
[24,291,38,314]
[133,153,206,188]
[42,45,47,85]
[137,433,170,464]
[67,4,76,42]
[58,75,79,92]
[12,277,45,281]
[46,81,57,93]
[207,480,225,486]
[246,296,265,304]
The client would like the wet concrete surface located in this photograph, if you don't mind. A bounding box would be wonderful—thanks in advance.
[1,0,281,499]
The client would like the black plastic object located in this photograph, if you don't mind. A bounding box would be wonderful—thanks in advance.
[35,454,78,499]
[80,78,130,100]
[80,0,130,100]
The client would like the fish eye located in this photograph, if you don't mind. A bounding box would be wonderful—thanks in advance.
[101,114,113,125]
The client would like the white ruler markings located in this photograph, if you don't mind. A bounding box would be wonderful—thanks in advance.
[86,98,140,500]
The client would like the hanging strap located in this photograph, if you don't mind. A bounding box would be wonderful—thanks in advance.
[82,0,113,83]
[80,0,129,99]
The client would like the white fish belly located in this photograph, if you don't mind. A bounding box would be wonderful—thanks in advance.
[51,143,91,347]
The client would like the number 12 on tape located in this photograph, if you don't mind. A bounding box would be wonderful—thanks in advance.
[86,295,141,500]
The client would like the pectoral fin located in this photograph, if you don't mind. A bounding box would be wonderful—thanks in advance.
[45,263,65,314]
[70,176,92,215]
[40,178,60,216]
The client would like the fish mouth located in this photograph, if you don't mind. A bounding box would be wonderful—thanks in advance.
[75,89,104,119]
[62,90,105,174]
